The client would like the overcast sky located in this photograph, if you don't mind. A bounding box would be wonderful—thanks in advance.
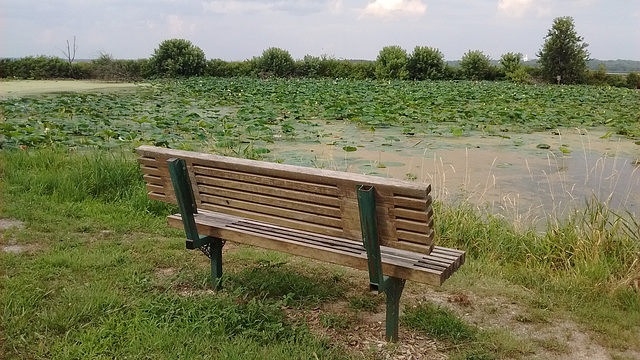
[2,0,639,61]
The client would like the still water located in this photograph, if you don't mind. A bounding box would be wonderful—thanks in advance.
[265,122,639,227]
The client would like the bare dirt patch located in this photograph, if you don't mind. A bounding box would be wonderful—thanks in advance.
[0,218,24,230]
[0,218,39,254]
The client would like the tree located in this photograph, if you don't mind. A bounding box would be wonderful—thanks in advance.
[149,39,207,77]
[407,46,445,80]
[258,47,294,77]
[62,36,78,66]
[459,50,491,81]
[537,16,590,84]
[375,46,408,80]
[499,52,522,74]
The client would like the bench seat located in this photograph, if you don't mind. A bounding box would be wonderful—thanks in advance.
[168,210,465,286]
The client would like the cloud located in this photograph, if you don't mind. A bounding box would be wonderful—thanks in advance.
[497,0,551,18]
[362,0,427,17]
[167,14,196,35]
[202,1,271,14]
[202,0,325,15]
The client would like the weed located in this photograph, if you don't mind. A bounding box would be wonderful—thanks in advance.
[348,294,380,312]
[319,313,351,330]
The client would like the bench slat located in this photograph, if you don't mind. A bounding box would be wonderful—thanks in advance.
[166,210,463,286]
[193,165,342,197]
[195,176,341,207]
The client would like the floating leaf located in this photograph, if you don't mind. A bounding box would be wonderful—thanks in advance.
[600,131,614,139]
[536,143,551,149]
[342,146,357,152]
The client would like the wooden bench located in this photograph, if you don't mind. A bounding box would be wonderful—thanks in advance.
[137,145,465,342]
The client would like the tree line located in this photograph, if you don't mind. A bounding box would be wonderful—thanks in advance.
[1,17,638,89]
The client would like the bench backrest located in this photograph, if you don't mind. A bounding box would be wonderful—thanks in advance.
[137,145,435,254]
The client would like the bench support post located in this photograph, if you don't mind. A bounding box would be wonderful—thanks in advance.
[357,185,405,342]
[210,238,224,290]
[168,157,223,290]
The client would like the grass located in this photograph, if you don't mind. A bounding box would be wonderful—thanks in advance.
[1,146,639,358]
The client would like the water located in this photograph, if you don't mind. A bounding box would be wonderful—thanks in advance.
[265,122,640,227]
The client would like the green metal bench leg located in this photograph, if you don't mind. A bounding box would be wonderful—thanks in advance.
[210,238,224,290]
[384,277,406,342]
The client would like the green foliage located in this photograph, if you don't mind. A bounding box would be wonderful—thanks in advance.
[500,52,522,74]
[297,55,322,78]
[89,53,148,81]
[407,46,445,80]
[374,45,408,80]
[227,261,346,307]
[459,50,491,81]
[149,38,207,77]
[258,47,295,78]
[319,314,351,330]
[537,16,590,84]
[1,56,73,79]
[2,78,639,152]
[403,303,477,344]
[626,72,639,89]
[348,294,379,312]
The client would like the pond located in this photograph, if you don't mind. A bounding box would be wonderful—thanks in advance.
[267,122,640,227]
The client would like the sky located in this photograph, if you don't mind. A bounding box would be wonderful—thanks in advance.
[1,0,639,62]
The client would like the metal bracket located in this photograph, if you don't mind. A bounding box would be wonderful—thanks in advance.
[167,157,223,289]
[357,184,405,342]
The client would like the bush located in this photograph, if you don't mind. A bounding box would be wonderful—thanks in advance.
[2,56,73,79]
[349,61,375,80]
[407,46,445,80]
[258,47,295,78]
[149,39,207,77]
[375,45,408,80]
[459,50,491,81]
[626,72,640,89]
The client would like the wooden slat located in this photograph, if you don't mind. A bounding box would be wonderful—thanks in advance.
[195,176,341,207]
[198,185,342,218]
[145,183,165,194]
[392,195,431,210]
[198,194,343,228]
[197,203,346,238]
[140,165,161,177]
[193,165,341,197]
[392,207,430,222]
[394,218,431,233]
[138,156,160,167]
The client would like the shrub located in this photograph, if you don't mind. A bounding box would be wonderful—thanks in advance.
[258,47,295,78]
[149,39,207,77]
[349,61,375,80]
[407,46,445,80]
[297,55,321,78]
[459,50,491,81]
[374,45,408,80]
[626,72,640,89]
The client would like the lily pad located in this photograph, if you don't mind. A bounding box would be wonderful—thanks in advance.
[536,143,551,149]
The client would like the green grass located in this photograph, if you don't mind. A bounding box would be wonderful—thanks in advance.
[1,146,639,358]
[403,303,536,359]
[0,148,351,359]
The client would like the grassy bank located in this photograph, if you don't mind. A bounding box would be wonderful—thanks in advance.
[1,147,639,359]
